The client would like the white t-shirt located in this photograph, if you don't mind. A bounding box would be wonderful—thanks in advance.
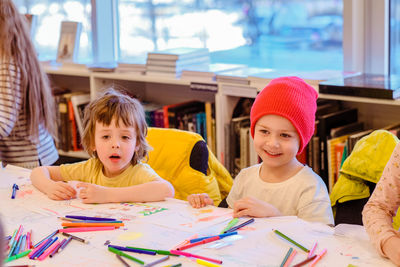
[226,164,334,225]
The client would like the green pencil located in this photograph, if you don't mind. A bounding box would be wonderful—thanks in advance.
[4,249,32,263]
[108,246,145,265]
[273,229,310,253]
[126,246,179,256]
[220,218,239,234]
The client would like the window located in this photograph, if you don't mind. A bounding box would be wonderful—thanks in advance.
[390,0,400,75]
[14,0,93,63]
[118,0,343,71]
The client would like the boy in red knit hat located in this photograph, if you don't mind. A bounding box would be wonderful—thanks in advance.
[188,76,333,225]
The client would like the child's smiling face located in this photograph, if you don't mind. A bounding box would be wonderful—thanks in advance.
[93,117,138,177]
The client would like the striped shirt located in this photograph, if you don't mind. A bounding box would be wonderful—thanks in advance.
[0,60,58,168]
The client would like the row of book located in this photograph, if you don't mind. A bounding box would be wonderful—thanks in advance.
[143,100,216,154]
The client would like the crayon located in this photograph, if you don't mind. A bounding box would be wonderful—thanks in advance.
[59,226,115,233]
[292,254,317,267]
[62,232,89,243]
[280,247,293,267]
[108,245,156,255]
[65,215,117,221]
[116,254,130,267]
[220,218,239,234]
[170,250,222,264]
[4,249,32,263]
[144,255,169,267]
[273,229,309,253]
[190,232,238,243]
[108,246,145,265]
[224,218,255,233]
[310,248,327,267]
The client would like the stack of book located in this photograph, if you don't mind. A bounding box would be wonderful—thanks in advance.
[146,47,210,78]
[181,63,247,83]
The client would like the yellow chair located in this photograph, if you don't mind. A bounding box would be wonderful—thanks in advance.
[146,127,233,206]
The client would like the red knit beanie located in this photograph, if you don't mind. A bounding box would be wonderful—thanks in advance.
[250,76,318,154]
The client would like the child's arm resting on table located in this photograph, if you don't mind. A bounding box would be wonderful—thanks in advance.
[187,193,214,208]
[233,196,281,218]
[76,178,175,204]
[30,166,76,200]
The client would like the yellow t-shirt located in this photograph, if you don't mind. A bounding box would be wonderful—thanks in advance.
[60,158,160,187]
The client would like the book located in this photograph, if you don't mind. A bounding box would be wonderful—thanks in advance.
[70,93,90,138]
[317,108,358,185]
[327,135,350,192]
[56,21,82,63]
[330,121,364,138]
[319,73,400,100]
[147,47,209,61]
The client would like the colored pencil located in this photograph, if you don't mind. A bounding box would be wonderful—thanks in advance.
[61,222,124,227]
[273,229,309,253]
[308,242,317,257]
[283,249,297,267]
[126,246,179,256]
[59,236,72,251]
[49,242,63,258]
[310,248,327,267]
[170,250,222,264]
[62,232,89,243]
[108,246,145,265]
[35,237,58,259]
[38,240,60,261]
[163,264,182,267]
[33,229,58,248]
[224,218,255,233]
[144,255,169,267]
[59,226,115,233]
[220,218,239,234]
[280,247,293,267]
[177,236,220,251]
[4,249,31,263]
[108,245,156,255]
[30,237,53,259]
[195,258,221,267]
[28,239,47,258]
[65,215,117,221]
[190,231,237,243]
[116,254,130,267]
[292,254,317,267]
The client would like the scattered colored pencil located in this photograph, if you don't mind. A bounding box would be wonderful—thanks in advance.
[273,229,309,253]
[220,218,239,234]
[292,254,317,267]
[310,248,327,267]
[280,247,293,267]
[108,246,145,265]
[170,250,222,264]
[224,218,255,233]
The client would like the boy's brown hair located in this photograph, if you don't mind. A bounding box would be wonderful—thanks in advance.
[82,88,151,164]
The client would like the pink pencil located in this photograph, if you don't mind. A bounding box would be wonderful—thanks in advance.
[170,250,222,264]
[58,226,115,233]
[283,249,297,267]
[38,241,60,261]
[308,242,317,258]
[310,248,327,267]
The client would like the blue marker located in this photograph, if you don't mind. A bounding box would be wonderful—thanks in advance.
[11,183,19,199]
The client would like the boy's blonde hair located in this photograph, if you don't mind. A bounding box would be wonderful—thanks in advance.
[82,88,151,164]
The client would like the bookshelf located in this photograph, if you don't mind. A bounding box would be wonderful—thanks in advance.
[44,64,400,176]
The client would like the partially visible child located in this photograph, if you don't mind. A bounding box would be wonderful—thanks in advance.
[363,143,400,265]
[188,76,333,225]
[31,89,174,203]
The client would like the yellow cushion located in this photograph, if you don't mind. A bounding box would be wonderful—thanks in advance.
[146,127,233,205]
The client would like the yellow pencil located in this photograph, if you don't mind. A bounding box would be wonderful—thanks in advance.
[196,258,221,267]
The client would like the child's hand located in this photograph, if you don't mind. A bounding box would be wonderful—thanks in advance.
[382,236,400,265]
[77,182,107,204]
[46,181,76,200]
[187,193,214,208]
[233,196,281,218]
